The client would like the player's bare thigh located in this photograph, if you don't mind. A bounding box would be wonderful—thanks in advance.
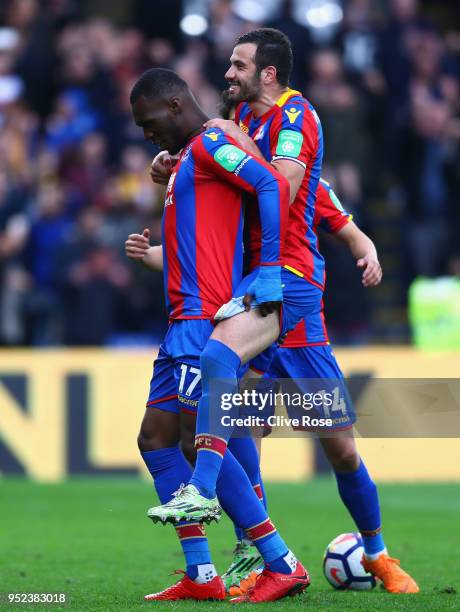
[211,308,280,363]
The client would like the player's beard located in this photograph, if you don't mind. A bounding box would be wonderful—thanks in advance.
[225,73,261,105]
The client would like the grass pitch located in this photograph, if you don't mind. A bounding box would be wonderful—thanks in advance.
[2,478,459,611]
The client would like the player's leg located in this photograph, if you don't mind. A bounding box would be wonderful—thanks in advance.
[147,359,310,602]
[276,344,419,593]
[322,432,419,593]
[216,447,310,602]
[182,404,266,591]
[222,436,265,589]
[224,352,282,595]
[142,341,224,601]
[144,310,276,519]
[219,351,276,591]
[321,431,385,555]
[188,307,279,500]
[139,346,190,506]
[274,345,380,545]
[189,270,322,500]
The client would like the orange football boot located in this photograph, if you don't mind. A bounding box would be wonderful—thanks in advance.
[228,570,260,597]
[362,553,419,593]
[144,571,226,601]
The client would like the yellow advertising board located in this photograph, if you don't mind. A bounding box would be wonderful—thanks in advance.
[0,348,459,482]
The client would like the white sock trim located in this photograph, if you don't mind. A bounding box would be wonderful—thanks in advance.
[283,550,297,573]
[194,563,217,584]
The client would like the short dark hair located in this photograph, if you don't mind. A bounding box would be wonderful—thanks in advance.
[235,28,293,87]
[130,68,187,105]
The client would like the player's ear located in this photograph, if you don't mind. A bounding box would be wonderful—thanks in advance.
[168,95,182,114]
[262,66,277,85]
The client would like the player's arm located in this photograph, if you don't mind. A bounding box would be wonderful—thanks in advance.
[316,181,382,287]
[270,159,304,205]
[270,102,322,204]
[142,245,163,271]
[197,131,290,314]
[335,222,382,287]
[205,118,303,204]
[125,229,164,271]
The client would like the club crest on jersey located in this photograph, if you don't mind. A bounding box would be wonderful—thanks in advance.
[205,131,220,142]
[165,171,176,207]
[239,120,249,134]
[284,106,302,124]
[214,144,246,172]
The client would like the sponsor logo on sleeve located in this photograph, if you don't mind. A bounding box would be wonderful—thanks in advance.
[276,130,304,158]
[214,144,247,172]
[205,131,220,142]
[284,107,302,124]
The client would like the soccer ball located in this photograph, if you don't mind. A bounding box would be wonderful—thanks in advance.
[323,533,377,590]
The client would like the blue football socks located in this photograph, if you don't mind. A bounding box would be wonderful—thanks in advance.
[191,340,241,498]
[216,448,295,574]
[141,446,215,580]
[334,459,386,557]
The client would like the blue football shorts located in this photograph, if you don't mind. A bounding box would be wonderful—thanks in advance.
[147,319,249,415]
[146,319,214,415]
[245,344,355,432]
[214,267,323,339]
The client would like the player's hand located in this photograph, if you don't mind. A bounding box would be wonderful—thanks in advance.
[243,266,283,317]
[357,256,382,287]
[204,118,241,139]
[125,228,151,261]
[150,151,174,185]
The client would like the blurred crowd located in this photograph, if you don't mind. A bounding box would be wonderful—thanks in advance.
[0,0,459,346]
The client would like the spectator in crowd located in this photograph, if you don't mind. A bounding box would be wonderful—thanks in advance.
[0,0,457,346]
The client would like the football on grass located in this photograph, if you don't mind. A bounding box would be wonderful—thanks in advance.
[323,533,377,590]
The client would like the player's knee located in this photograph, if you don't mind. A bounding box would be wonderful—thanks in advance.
[137,410,179,452]
[324,438,360,472]
[331,447,360,472]
[137,427,165,452]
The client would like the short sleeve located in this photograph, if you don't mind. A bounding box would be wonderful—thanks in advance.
[271,100,322,170]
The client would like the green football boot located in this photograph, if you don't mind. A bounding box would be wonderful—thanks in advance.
[147,484,222,524]
[222,540,264,592]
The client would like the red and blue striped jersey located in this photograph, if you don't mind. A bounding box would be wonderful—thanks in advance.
[162,128,289,320]
[282,179,352,347]
[235,89,325,288]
